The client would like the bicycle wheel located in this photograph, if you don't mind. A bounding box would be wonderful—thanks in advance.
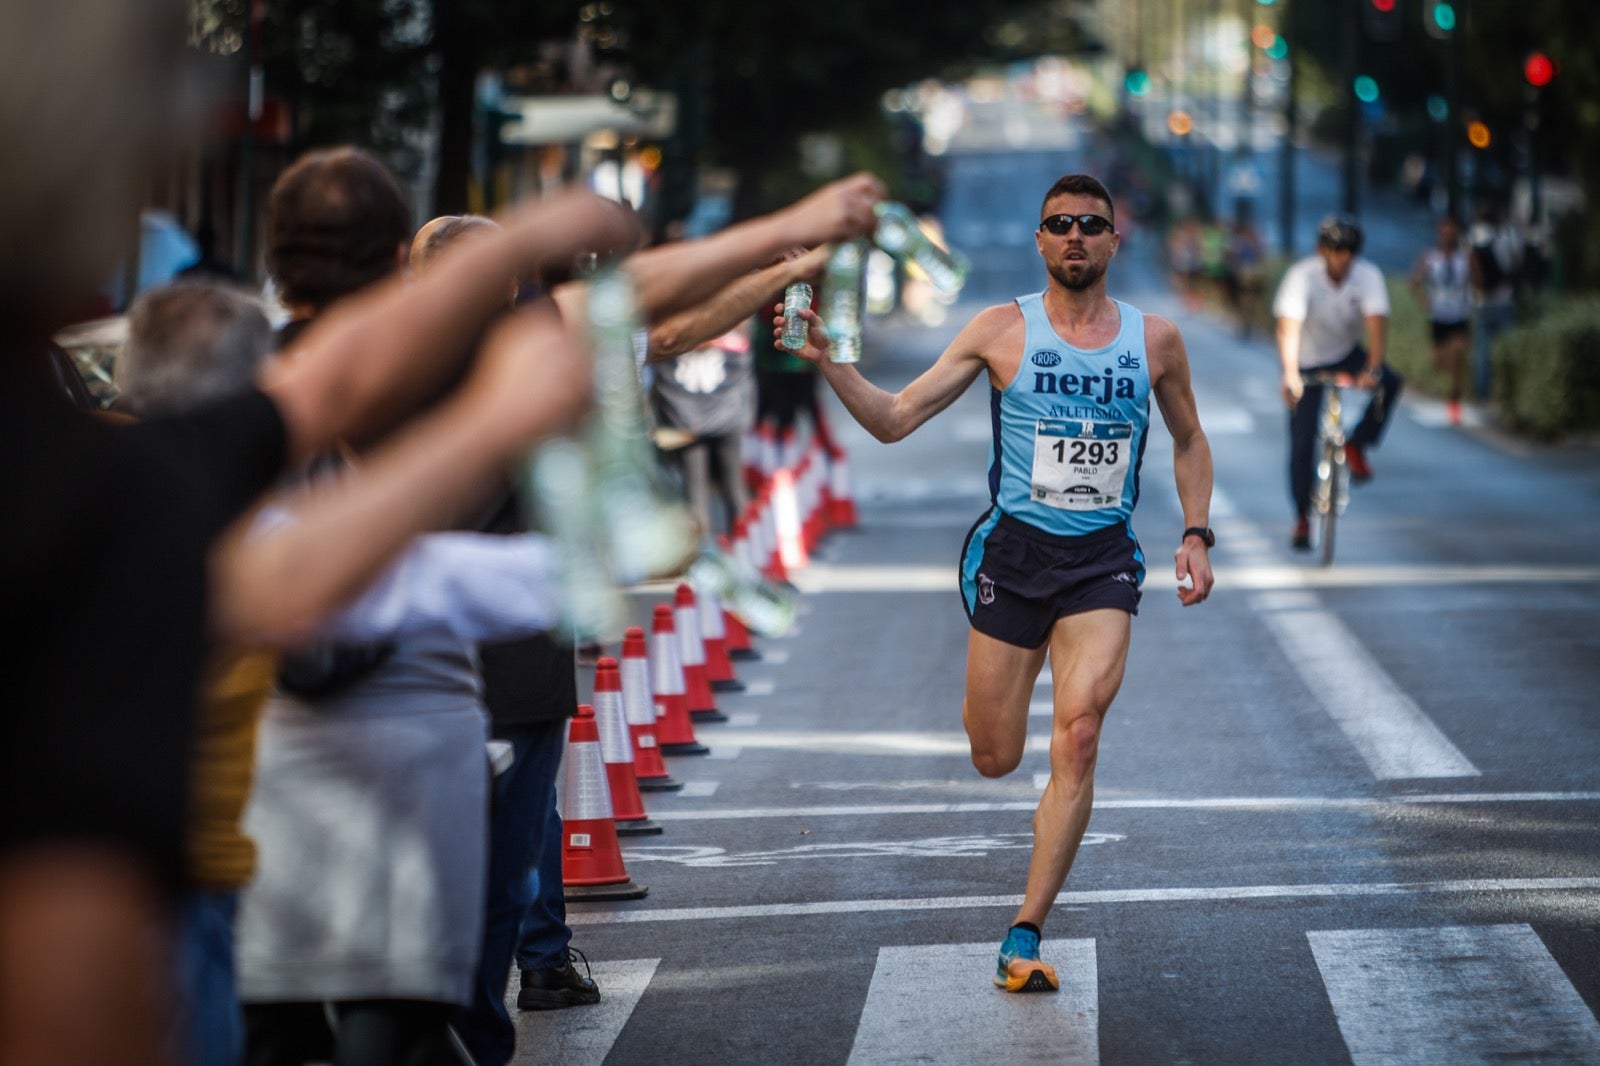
[1318,441,1346,567]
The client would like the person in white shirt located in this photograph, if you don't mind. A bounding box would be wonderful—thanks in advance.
[1273,215,1404,551]
[1409,214,1472,423]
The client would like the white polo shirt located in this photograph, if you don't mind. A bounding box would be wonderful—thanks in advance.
[1273,255,1390,369]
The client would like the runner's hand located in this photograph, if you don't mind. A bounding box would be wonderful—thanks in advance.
[768,300,832,363]
[1174,540,1213,607]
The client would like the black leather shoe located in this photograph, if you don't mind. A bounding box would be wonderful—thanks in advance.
[517,949,601,1011]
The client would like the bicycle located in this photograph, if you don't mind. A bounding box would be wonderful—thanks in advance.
[1302,370,1360,566]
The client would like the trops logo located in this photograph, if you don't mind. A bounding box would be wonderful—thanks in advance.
[1031,350,1062,368]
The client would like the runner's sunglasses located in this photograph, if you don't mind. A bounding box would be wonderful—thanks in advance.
[1039,213,1114,237]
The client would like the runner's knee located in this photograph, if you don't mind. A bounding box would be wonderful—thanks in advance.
[1050,713,1102,777]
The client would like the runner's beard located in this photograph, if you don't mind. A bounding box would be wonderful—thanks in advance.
[1048,256,1107,292]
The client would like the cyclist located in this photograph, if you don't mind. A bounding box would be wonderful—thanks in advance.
[1273,214,1403,551]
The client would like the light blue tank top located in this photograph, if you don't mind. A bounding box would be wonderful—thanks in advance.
[988,294,1151,537]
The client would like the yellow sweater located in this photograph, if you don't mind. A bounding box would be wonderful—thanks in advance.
[187,651,277,890]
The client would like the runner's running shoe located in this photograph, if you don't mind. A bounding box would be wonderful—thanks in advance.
[994,926,1059,993]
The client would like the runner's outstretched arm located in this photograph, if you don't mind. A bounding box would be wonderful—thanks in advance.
[775,303,1007,443]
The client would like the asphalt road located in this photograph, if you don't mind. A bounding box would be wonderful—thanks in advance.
[510,107,1600,1065]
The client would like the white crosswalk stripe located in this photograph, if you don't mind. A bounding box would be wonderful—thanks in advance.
[507,926,1600,1062]
[847,940,1099,1065]
[1309,924,1600,1065]
[510,958,659,1065]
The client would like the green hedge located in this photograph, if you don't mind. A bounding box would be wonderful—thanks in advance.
[1493,297,1600,440]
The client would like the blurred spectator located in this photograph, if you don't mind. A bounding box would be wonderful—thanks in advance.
[1468,202,1524,402]
[0,7,632,1064]
[653,324,758,537]
[1166,216,1204,309]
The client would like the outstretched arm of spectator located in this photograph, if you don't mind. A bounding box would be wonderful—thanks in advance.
[554,172,884,331]
[258,188,635,463]
[646,245,830,362]
[210,303,590,651]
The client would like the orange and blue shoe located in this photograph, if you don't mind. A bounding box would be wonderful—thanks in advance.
[993,925,1059,993]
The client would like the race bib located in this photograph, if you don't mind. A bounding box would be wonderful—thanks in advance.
[1030,419,1133,511]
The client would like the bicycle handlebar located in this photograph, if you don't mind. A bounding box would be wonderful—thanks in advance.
[1301,370,1364,389]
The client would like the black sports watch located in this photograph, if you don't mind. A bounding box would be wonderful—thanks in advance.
[1183,526,1215,548]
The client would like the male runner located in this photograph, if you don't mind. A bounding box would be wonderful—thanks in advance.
[784,174,1214,991]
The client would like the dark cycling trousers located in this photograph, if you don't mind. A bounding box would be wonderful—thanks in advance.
[1289,346,1403,517]
[243,1000,458,1066]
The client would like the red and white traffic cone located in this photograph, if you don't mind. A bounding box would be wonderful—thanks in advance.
[696,580,743,691]
[715,535,759,662]
[675,583,726,722]
[560,704,647,901]
[827,443,859,530]
[620,625,681,791]
[651,604,709,756]
[770,471,807,574]
[592,659,660,836]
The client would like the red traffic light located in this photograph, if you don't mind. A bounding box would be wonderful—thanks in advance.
[1371,0,1396,10]
[1524,51,1555,88]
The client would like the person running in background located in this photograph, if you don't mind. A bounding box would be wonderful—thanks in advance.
[783,173,1214,994]
[1273,214,1404,551]
[1409,214,1472,425]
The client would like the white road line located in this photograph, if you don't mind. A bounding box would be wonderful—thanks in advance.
[1309,925,1600,1065]
[641,791,1600,822]
[758,649,790,666]
[790,562,1600,594]
[1260,607,1479,780]
[847,941,1099,1065]
[1029,698,1053,717]
[705,745,742,760]
[566,878,1600,927]
[676,781,719,798]
[736,679,776,697]
[722,712,761,727]
[510,958,658,1065]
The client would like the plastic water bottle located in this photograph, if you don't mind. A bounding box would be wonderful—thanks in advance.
[522,438,625,644]
[686,539,796,638]
[781,282,813,351]
[872,201,969,298]
[583,267,697,584]
[823,240,866,364]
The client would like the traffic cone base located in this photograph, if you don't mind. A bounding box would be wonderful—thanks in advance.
[661,739,711,756]
[711,677,746,693]
[615,817,663,836]
[564,879,648,902]
[638,775,684,792]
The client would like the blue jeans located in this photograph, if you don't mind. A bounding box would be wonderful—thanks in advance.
[451,721,570,1066]
[174,889,242,1066]
[1473,301,1515,400]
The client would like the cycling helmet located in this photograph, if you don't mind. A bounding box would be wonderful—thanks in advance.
[1316,213,1364,254]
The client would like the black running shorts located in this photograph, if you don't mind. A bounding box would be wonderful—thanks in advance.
[959,510,1144,650]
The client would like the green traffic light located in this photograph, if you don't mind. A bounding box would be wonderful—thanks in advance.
[1266,36,1289,59]
[1432,1,1456,31]
[1354,76,1380,103]
[1125,70,1152,96]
